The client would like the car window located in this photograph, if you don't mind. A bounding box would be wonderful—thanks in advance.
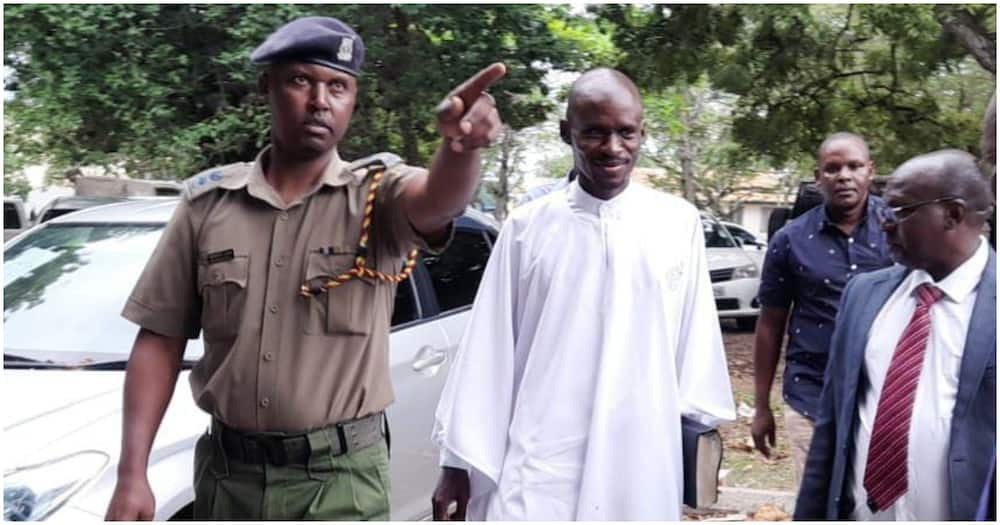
[3,223,205,364]
[701,217,738,248]
[727,226,756,245]
[423,229,491,313]
[4,202,21,229]
[391,278,419,327]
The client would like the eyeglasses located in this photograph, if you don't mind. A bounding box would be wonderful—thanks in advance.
[877,196,964,225]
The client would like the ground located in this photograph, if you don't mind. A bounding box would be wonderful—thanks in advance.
[717,321,796,493]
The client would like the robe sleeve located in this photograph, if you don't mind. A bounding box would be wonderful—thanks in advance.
[674,210,737,428]
[432,214,520,505]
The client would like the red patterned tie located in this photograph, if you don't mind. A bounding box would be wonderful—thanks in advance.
[863,283,945,512]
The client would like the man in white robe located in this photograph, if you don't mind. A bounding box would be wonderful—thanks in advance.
[431,68,735,521]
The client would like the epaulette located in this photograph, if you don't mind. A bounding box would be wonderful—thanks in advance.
[349,152,403,178]
[182,162,251,200]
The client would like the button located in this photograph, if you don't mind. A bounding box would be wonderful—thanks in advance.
[824,278,830,284]
[269,304,279,314]
[835,497,841,503]
[828,249,836,255]
[264,352,274,361]
[808,234,814,239]
[279,212,288,221]
[850,264,857,270]
[213,271,223,282]
[848,237,855,244]
[818,322,824,328]
[275,256,286,267]
[260,398,270,408]
[795,328,801,334]
[870,243,877,248]
[794,376,800,383]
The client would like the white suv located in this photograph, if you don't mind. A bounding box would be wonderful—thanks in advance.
[701,214,760,330]
[3,199,498,521]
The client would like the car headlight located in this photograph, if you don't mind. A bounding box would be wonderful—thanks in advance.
[732,263,759,279]
[4,450,109,521]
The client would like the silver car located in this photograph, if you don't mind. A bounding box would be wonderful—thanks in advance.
[3,199,498,521]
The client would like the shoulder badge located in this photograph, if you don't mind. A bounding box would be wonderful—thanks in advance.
[183,162,251,200]
[349,152,403,178]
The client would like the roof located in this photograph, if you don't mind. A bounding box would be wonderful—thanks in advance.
[45,195,133,210]
[49,197,498,233]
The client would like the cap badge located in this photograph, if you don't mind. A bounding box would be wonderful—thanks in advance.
[337,37,354,62]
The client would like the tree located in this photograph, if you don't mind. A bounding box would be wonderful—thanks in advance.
[597,4,995,171]
[641,79,770,218]
[4,5,591,181]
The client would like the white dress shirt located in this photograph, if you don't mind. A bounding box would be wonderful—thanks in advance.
[850,238,989,520]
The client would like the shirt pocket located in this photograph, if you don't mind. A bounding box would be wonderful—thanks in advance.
[303,250,375,336]
[197,255,249,342]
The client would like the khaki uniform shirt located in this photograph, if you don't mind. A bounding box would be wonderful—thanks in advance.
[123,147,446,432]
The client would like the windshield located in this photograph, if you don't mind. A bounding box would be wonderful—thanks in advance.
[701,217,739,248]
[4,223,204,365]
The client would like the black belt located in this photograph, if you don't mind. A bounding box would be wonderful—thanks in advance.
[214,412,384,466]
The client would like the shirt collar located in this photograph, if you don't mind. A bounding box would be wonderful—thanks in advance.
[567,177,636,218]
[246,146,346,208]
[906,236,990,304]
[818,194,881,232]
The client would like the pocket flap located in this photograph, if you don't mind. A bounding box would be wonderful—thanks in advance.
[198,255,249,289]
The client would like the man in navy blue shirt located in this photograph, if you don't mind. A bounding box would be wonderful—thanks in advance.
[751,132,894,488]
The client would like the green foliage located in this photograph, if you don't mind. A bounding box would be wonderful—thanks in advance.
[600,4,996,171]
[4,4,587,180]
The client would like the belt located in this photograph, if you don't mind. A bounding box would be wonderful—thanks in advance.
[213,412,384,466]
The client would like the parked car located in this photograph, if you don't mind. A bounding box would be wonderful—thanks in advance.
[4,197,31,242]
[720,220,767,268]
[3,198,499,521]
[701,213,760,330]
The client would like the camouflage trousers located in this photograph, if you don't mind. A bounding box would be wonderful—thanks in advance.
[192,427,390,520]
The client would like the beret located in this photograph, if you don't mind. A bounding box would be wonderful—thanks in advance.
[251,16,365,76]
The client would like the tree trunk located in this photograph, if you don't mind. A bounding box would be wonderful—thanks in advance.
[493,125,515,222]
[936,6,996,75]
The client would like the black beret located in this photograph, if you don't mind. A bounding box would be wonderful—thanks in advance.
[250,16,365,77]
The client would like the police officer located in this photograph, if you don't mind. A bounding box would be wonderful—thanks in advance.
[105,16,504,521]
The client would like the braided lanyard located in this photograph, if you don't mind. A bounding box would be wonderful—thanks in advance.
[299,168,419,297]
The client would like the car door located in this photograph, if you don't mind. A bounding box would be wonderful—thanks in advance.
[385,224,495,520]
[386,272,452,521]
[422,227,494,362]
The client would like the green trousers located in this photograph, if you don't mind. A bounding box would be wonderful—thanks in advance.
[192,428,391,520]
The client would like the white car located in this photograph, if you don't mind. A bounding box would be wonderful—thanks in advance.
[3,199,499,521]
[701,214,760,330]
[720,220,767,269]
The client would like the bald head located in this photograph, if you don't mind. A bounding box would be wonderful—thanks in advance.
[817,132,870,164]
[891,149,993,226]
[566,68,642,123]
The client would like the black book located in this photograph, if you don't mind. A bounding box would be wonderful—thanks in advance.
[681,415,724,509]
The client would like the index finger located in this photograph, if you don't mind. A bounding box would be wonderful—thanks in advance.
[451,62,506,109]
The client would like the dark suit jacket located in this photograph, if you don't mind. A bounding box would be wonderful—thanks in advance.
[795,249,996,520]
